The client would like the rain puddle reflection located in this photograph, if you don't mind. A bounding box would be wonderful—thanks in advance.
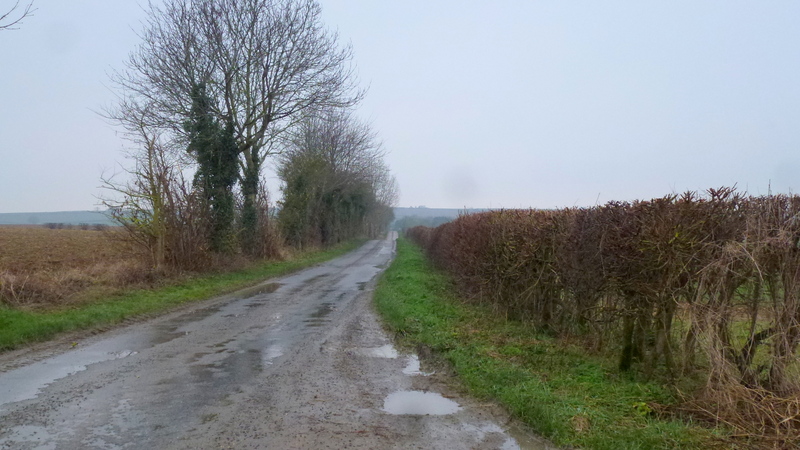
[402,354,434,376]
[304,302,335,327]
[358,344,399,358]
[239,282,283,299]
[462,421,554,450]
[382,390,461,415]
[262,344,284,365]
[0,347,138,407]
[463,423,520,449]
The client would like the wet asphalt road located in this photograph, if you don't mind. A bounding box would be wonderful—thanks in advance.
[0,233,554,449]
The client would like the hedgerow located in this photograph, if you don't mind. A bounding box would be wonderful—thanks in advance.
[408,187,800,444]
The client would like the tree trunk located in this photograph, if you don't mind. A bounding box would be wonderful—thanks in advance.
[241,149,260,255]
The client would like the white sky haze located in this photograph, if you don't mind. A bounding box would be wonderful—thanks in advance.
[1,1,799,212]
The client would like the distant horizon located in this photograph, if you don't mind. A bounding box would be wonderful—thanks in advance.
[0,186,795,215]
[0,206,487,215]
[4,2,799,213]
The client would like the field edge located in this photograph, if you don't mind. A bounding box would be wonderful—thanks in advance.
[0,240,364,352]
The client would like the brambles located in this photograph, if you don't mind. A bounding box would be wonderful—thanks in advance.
[408,188,800,444]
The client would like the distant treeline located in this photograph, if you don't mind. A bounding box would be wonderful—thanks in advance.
[42,223,110,231]
[0,211,115,226]
[392,216,454,231]
[391,207,491,231]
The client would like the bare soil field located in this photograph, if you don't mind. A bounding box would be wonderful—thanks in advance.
[0,226,144,308]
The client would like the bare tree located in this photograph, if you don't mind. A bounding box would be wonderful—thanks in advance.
[100,117,174,271]
[1,1,34,31]
[278,108,397,246]
[100,106,210,271]
[108,0,363,251]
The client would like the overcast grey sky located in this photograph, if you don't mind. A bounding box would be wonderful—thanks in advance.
[1,1,799,213]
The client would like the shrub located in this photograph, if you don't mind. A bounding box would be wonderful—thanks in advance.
[407,188,800,442]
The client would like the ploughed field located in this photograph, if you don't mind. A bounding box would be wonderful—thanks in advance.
[0,226,141,307]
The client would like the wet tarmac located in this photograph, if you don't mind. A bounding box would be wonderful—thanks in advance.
[382,391,462,415]
[0,233,556,449]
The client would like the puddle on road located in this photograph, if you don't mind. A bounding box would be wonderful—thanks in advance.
[229,283,284,309]
[262,344,284,365]
[402,354,434,376]
[382,390,461,415]
[358,344,399,358]
[0,240,392,414]
[304,302,335,327]
[464,423,506,443]
[464,422,555,450]
[462,423,523,450]
[261,282,283,294]
[190,347,263,381]
[212,339,236,348]
[238,282,283,299]
[0,347,139,407]
[309,302,335,318]
[147,306,222,346]
[245,301,267,308]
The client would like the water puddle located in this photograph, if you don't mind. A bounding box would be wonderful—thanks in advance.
[382,390,461,415]
[0,346,138,408]
[402,354,434,376]
[260,282,282,294]
[462,422,554,450]
[304,302,335,327]
[309,302,335,318]
[188,348,262,389]
[245,302,266,308]
[147,306,222,345]
[237,282,283,300]
[358,344,399,358]
[212,339,236,348]
[262,344,284,365]
[462,423,520,449]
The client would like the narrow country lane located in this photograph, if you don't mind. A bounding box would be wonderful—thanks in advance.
[0,233,553,449]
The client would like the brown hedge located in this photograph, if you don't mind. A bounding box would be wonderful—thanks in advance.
[407,188,800,441]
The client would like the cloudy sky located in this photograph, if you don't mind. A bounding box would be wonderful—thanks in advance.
[1,1,799,213]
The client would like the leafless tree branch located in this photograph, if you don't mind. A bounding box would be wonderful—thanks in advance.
[0,1,35,31]
[107,0,363,166]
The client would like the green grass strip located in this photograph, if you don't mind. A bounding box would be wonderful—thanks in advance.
[0,240,363,352]
[374,238,725,449]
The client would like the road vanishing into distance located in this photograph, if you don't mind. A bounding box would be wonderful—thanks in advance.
[0,233,553,449]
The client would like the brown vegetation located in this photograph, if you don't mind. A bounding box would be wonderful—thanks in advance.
[407,188,800,445]
[0,225,151,307]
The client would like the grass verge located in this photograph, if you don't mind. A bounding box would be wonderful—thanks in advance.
[374,238,727,449]
[0,240,363,352]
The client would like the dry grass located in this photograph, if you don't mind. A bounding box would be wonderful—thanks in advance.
[0,226,152,308]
